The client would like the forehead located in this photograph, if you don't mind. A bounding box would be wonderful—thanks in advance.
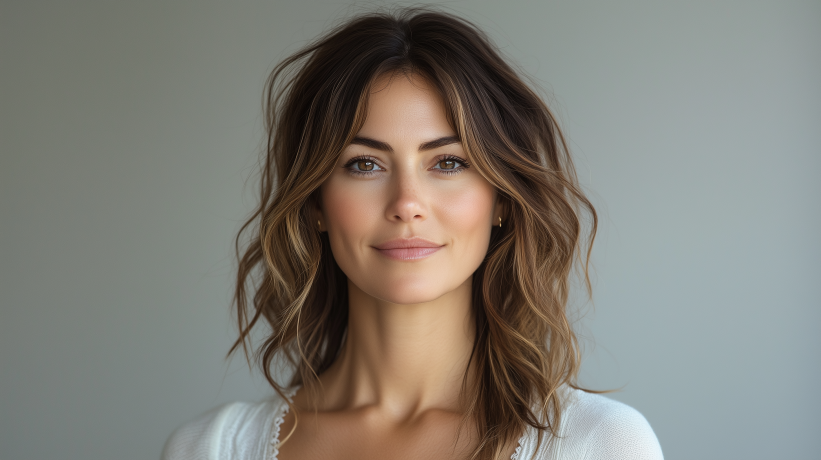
[356,72,454,141]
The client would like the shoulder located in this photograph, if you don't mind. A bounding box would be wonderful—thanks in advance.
[559,388,664,460]
[519,387,663,460]
[161,397,287,460]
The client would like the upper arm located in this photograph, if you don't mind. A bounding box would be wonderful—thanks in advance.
[161,404,235,460]
[580,401,664,460]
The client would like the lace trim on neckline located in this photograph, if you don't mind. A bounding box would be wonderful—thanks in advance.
[268,386,300,460]
[510,431,526,460]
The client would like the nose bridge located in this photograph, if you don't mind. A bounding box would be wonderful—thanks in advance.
[386,161,426,223]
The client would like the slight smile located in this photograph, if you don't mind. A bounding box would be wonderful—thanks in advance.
[373,237,445,261]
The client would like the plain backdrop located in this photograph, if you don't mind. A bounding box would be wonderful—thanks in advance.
[1,1,819,459]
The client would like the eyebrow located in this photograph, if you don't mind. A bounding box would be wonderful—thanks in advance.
[349,135,461,153]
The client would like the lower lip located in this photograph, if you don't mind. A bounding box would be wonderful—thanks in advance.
[376,246,443,261]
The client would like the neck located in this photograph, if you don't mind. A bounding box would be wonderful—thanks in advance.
[312,276,477,418]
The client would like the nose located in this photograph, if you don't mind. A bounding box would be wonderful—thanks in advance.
[384,168,427,224]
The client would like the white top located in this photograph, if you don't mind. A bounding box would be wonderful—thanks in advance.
[162,386,663,460]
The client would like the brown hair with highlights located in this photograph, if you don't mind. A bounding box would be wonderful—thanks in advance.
[230,7,598,460]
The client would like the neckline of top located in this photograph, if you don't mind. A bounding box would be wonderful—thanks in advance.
[268,385,527,460]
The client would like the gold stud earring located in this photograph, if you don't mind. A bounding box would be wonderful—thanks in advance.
[498,217,502,228]
[317,220,321,231]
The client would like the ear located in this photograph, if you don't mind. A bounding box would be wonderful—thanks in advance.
[310,191,325,231]
[312,191,323,212]
[493,192,507,227]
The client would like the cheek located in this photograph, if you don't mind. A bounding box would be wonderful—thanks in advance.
[435,179,496,253]
[319,177,378,254]
[322,184,363,231]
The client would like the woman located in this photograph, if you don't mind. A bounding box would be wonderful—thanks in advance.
[163,7,663,460]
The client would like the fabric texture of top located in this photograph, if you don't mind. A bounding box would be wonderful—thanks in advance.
[162,385,663,460]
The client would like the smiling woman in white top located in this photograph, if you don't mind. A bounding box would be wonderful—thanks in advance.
[163,7,663,460]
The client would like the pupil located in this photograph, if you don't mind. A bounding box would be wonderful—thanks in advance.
[359,161,373,171]
[441,160,455,169]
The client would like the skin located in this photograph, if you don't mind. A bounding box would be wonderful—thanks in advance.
[278,73,513,460]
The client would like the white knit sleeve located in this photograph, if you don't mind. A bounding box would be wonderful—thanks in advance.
[575,394,664,460]
[161,403,239,460]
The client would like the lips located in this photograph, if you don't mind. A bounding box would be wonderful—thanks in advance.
[373,237,444,261]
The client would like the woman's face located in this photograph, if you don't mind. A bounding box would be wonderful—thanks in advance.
[318,73,501,305]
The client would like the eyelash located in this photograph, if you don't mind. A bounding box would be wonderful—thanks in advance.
[343,154,471,176]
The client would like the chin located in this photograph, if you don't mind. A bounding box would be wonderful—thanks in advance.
[364,276,459,305]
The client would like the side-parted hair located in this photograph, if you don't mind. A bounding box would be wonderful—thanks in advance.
[231,7,597,460]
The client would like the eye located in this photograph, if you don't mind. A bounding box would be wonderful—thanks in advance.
[432,155,470,175]
[344,156,384,175]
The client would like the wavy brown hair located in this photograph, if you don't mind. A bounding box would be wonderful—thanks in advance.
[230,7,597,460]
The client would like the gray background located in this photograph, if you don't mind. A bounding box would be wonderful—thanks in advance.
[1,1,819,459]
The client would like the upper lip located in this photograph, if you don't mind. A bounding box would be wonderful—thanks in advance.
[373,237,444,250]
